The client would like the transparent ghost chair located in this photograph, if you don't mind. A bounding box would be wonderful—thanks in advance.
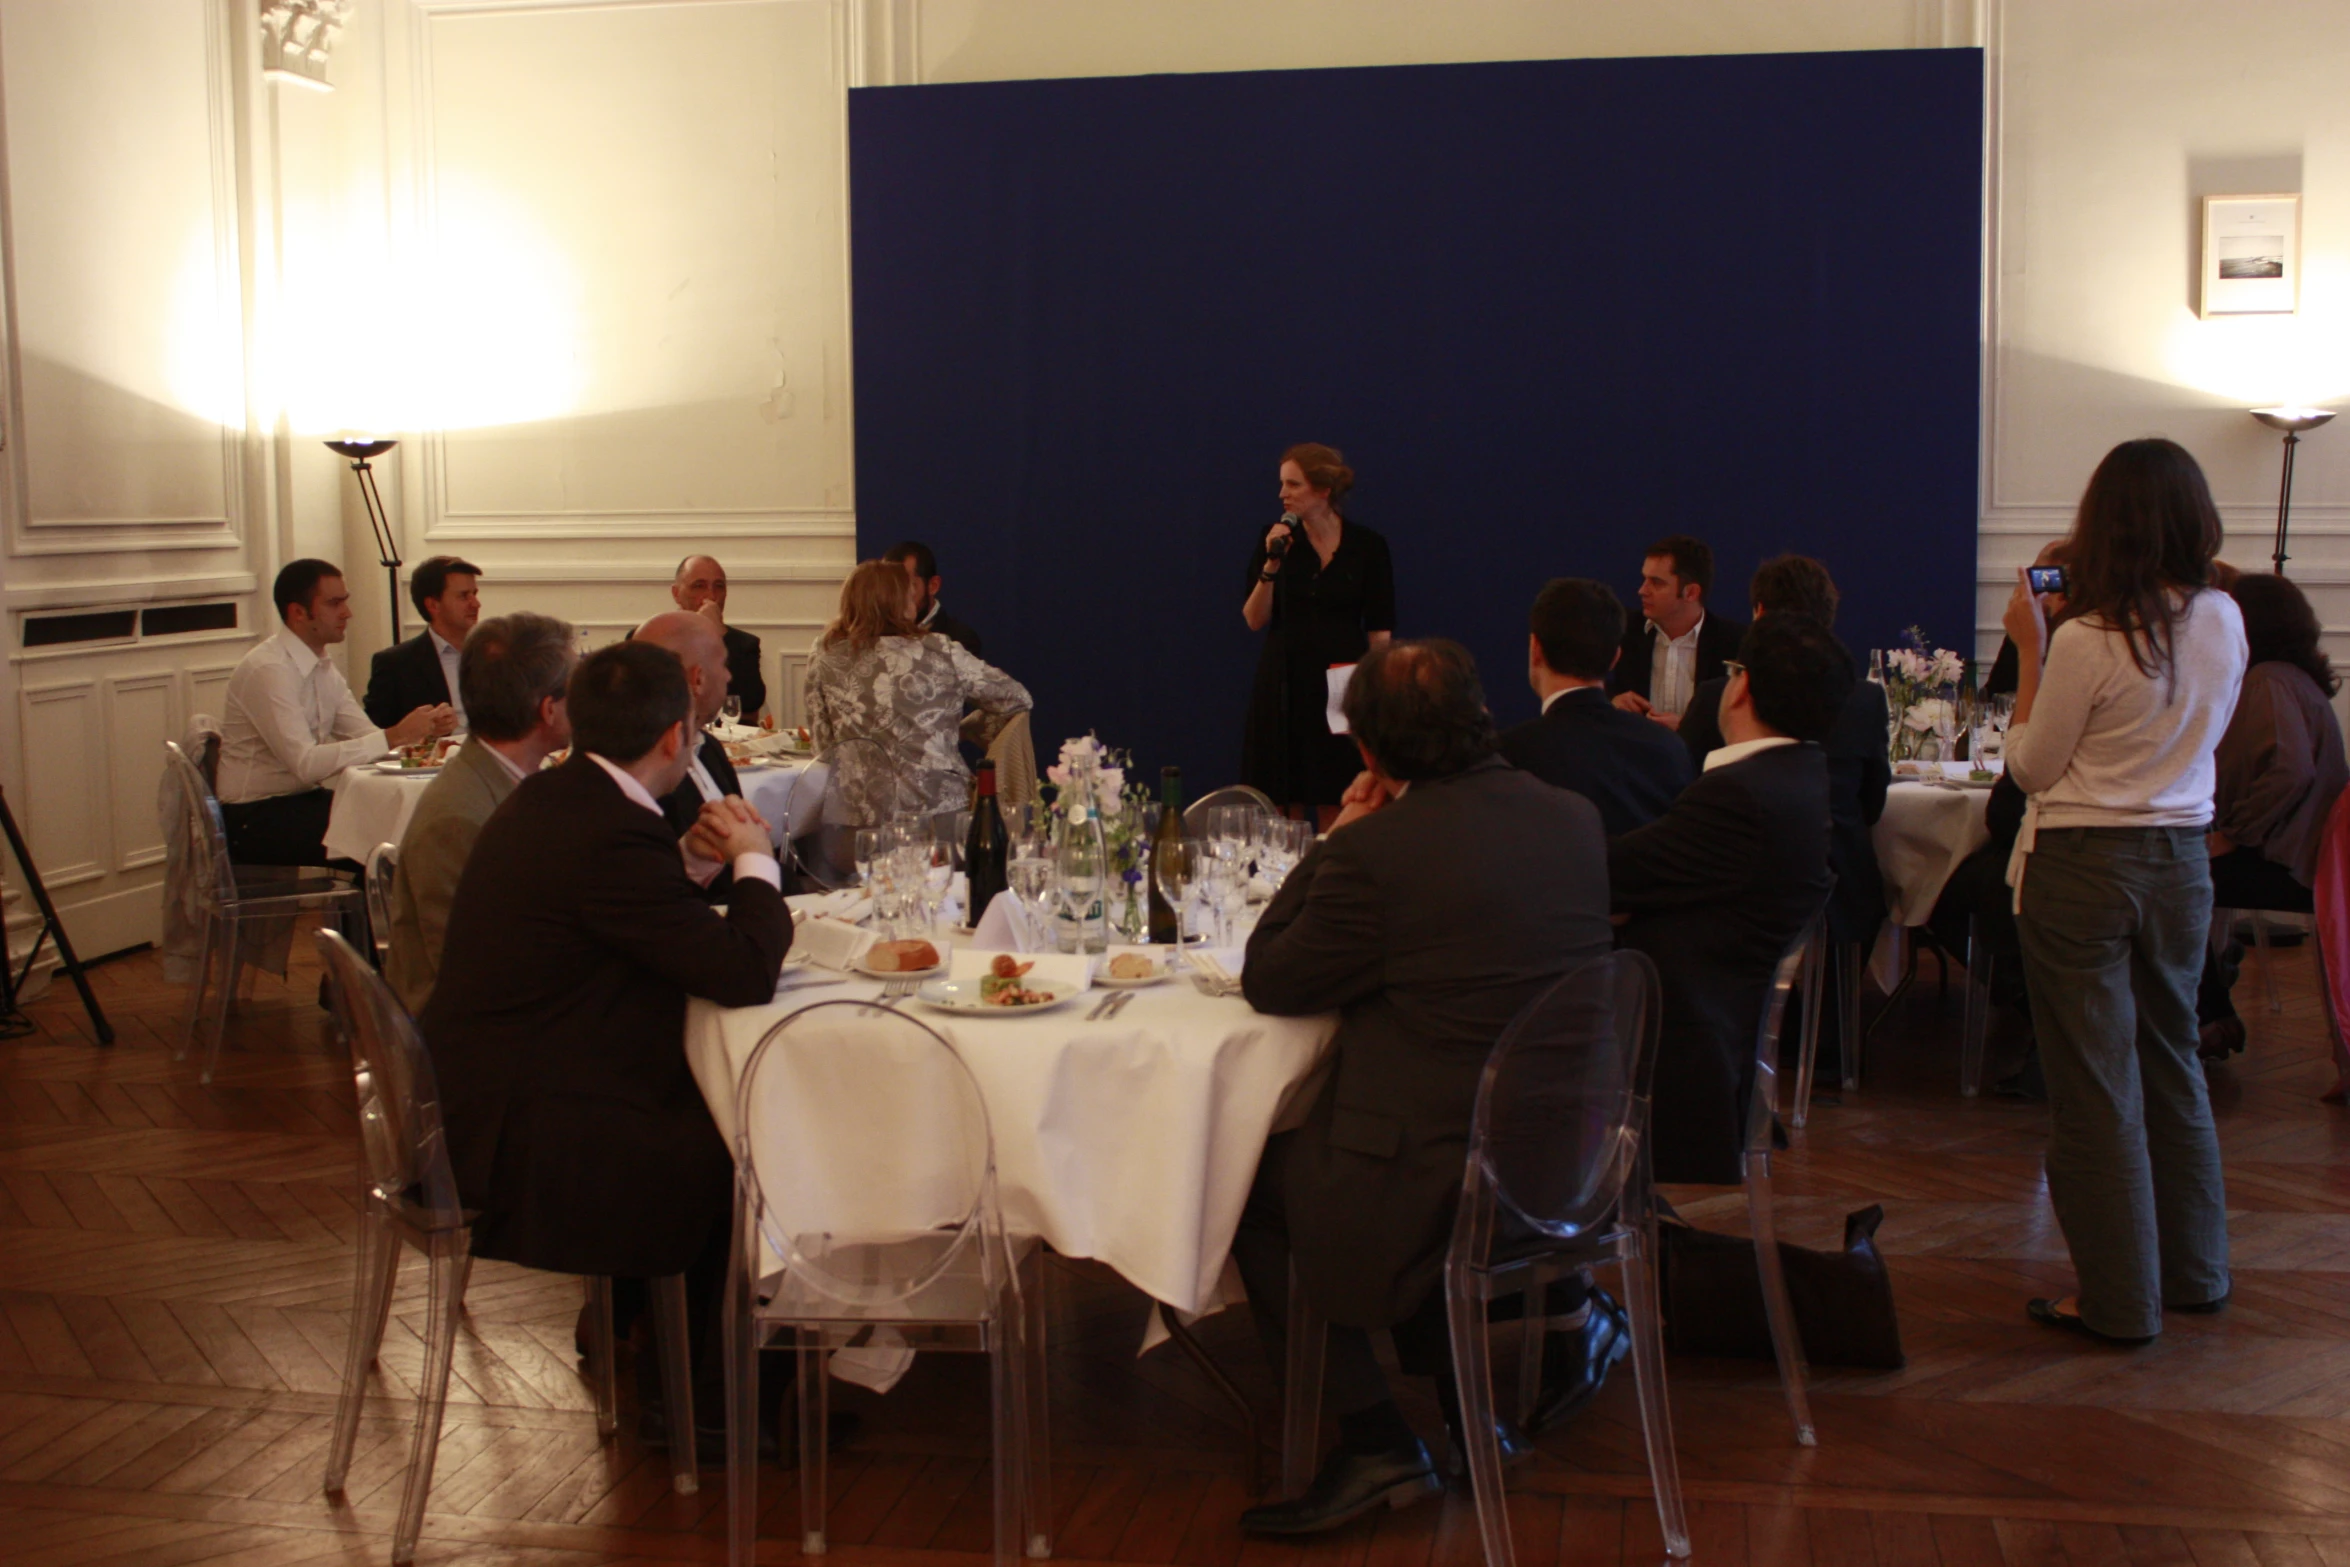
[363,841,399,968]
[725,998,1050,1567]
[780,737,900,890]
[1736,934,1822,1446]
[1182,783,1277,834]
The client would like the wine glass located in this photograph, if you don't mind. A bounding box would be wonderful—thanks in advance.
[1155,837,1200,946]
[853,827,883,889]
[1931,688,1963,784]
[720,695,743,728]
[1054,828,1106,954]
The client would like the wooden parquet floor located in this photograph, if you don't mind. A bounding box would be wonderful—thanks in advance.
[5,926,2350,1565]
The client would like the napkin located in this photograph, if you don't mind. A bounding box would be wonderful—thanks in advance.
[971,893,1048,953]
[789,888,872,925]
[795,916,876,971]
[1187,947,1250,990]
[947,948,1095,993]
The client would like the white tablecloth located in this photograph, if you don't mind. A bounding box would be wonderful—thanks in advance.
[684,974,1337,1314]
[324,766,433,863]
[1871,767,1997,928]
[733,758,814,841]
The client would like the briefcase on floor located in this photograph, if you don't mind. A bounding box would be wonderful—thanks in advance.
[1656,1203,1905,1370]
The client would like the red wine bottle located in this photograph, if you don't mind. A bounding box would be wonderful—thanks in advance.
[1147,766,1184,944]
[965,761,1009,924]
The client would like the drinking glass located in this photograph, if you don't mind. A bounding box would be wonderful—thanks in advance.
[1053,820,1107,954]
[1008,852,1053,920]
[1931,687,1963,782]
[1155,837,1200,946]
[720,695,743,727]
[852,827,883,889]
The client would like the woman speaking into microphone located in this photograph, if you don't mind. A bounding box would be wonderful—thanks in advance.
[1240,442,1396,825]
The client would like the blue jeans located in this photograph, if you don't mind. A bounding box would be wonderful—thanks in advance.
[2017,826,2230,1338]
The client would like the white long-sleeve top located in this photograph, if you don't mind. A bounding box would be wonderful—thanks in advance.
[2004,589,2247,829]
[215,626,389,803]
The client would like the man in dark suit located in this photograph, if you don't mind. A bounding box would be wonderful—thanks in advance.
[1610,614,1845,1185]
[1607,534,1745,732]
[1232,640,1618,1535]
[671,554,767,719]
[634,611,751,901]
[1498,577,1692,834]
[421,641,788,1430]
[363,555,482,730]
[884,540,983,656]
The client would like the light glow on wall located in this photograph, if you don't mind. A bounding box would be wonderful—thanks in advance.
[2162,278,2350,411]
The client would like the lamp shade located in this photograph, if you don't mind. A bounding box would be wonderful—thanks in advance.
[324,438,396,461]
[2251,407,2337,435]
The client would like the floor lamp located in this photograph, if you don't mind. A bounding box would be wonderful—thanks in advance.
[2251,408,2337,576]
[324,438,401,640]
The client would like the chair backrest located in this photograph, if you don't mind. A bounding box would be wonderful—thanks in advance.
[314,929,466,1231]
[1743,934,1813,1171]
[1458,948,1663,1251]
[783,738,898,889]
[734,998,1007,1311]
[1184,784,1277,833]
[162,740,237,912]
[363,842,399,966]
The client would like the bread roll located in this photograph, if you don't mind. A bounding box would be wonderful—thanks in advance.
[867,939,940,972]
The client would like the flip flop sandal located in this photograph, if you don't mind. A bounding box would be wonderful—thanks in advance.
[2027,1297,2154,1347]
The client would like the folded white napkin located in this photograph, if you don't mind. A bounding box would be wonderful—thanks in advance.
[827,1325,916,1393]
[948,948,1094,992]
[971,893,1048,952]
[788,888,872,925]
[795,916,876,971]
[1188,947,1249,989]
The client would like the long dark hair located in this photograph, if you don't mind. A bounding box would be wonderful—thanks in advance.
[2063,438,2223,679]
[2232,571,2339,697]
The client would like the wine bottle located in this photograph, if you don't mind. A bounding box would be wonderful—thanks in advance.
[965,761,1009,926]
[1148,766,1185,944]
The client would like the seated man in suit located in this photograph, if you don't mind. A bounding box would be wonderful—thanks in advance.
[217,559,452,867]
[384,611,575,1014]
[1499,577,1692,834]
[883,540,983,656]
[632,610,756,900]
[422,641,789,1441]
[1611,614,1846,1185]
[670,554,766,719]
[1607,533,1745,732]
[363,555,482,730]
[1232,640,1618,1535]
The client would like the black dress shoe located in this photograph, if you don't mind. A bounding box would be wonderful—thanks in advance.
[1237,1441,1440,1535]
[1441,1416,1534,1481]
[1526,1294,1629,1434]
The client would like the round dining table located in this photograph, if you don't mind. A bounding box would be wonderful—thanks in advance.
[1865,761,1998,989]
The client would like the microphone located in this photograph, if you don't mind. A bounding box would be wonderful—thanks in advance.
[1267,511,1299,558]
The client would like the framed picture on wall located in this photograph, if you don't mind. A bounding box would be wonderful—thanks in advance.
[2201,194,2300,317]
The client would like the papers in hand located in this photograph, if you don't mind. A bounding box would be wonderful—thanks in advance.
[1325,664,1356,735]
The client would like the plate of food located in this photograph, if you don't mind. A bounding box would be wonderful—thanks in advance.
[915,973,1075,1015]
[857,938,946,979]
[375,744,455,774]
[1095,951,1176,987]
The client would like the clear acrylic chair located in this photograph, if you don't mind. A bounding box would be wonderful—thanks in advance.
[312,931,700,1566]
[1959,912,1998,1096]
[1183,784,1277,833]
[1279,951,1690,1563]
[1738,936,1821,1447]
[364,841,399,968]
[781,737,899,890]
[1789,904,1832,1127]
[725,998,1050,1567]
[162,740,366,1084]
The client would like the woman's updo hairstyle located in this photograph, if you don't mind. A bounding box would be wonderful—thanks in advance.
[1281,442,1355,505]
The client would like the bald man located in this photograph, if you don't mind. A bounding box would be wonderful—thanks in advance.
[670,555,766,719]
[634,611,756,900]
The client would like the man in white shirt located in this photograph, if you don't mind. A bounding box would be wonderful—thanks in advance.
[216,559,454,866]
[364,555,482,730]
[1606,534,1745,732]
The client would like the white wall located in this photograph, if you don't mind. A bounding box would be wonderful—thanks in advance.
[4,0,2347,960]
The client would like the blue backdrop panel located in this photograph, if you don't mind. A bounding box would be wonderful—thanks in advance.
[849,49,1981,786]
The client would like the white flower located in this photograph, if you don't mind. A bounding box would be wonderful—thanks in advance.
[1903,697,1954,733]
[1095,767,1124,811]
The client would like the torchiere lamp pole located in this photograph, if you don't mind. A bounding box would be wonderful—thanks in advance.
[2250,408,2337,576]
[324,438,402,638]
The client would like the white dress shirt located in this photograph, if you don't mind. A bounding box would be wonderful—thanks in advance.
[588,752,779,890]
[215,627,388,804]
[431,629,467,730]
[1648,614,1707,718]
[1703,735,1796,773]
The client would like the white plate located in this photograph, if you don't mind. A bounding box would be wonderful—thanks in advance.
[856,950,947,980]
[1095,960,1175,988]
[915,978,1077,1015]
[373,759,444,775]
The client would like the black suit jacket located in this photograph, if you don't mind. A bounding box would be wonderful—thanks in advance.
[1677,669,1890,942]
[1243,756,1613,1328]
[1497,688,1693,836]
[659,734,746,902]
[1606,612,1747,707]
[364,632,452,730]
[1609,742,1830,1185]
[927,608,982,659]
[722,626,766,719]
[420,756,789,1277]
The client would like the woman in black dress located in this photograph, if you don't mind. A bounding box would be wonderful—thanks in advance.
[1240,443,1396,821]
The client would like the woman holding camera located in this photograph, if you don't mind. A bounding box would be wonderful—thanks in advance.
[1240,443,1395,823]
[2002,438,2247,1346]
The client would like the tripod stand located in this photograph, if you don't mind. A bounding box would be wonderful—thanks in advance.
[0,787,114,1044]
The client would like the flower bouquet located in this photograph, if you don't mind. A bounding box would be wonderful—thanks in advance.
[1044,734,1153,948]
[1883,629,1967,766]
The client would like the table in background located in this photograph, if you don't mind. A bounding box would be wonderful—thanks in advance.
[1868,764,1996,991]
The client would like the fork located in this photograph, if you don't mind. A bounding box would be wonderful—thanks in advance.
[877,978,919,1005]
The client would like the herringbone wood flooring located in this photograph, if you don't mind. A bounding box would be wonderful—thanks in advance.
[4,924,2350,1565]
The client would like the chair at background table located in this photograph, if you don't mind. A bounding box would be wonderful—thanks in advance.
[1280,950,1691,1564]
[779,737,896,890]
[1739,936,1822,1446]
[725,998,1050,1567]
[1184,783,1276,832]
[161,740,366,1084]
[363,841,399,968]
[312,931,701,1564]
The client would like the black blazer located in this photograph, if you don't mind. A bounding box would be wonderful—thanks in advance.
[1677,669,1890,942]
[1609,742,1831,1185]
[364,632,453,730]
[658,734,747,902]
[1607,612,1747,706]
[1243,756,1613,1328]
[420,756,789,1277]
[928,608,983,659]
[722,626,767,719]
[1497,687,1693,836]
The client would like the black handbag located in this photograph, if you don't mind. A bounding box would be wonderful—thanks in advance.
[1655,1203,1905,1370]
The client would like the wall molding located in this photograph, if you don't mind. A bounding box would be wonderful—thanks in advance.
[1,571,258,610]
[467,561,853,583]
[424,507,857,542]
